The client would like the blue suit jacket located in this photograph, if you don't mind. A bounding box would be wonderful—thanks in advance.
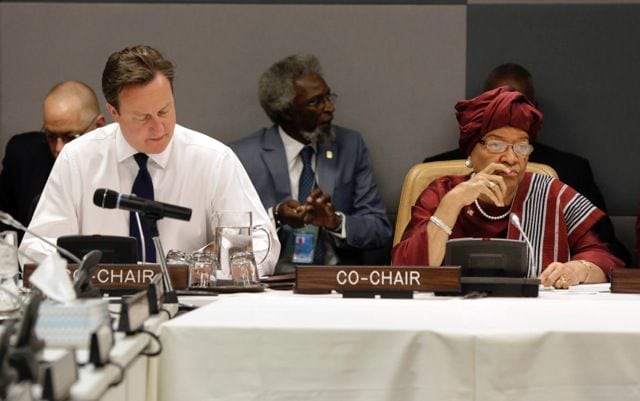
[230,125,391,265]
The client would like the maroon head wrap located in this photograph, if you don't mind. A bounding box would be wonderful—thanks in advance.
[455,86,543,156]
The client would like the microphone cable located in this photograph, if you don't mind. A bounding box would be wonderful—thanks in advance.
[0,210,82,265]
[509,213,538,278]
[133,212,147,263]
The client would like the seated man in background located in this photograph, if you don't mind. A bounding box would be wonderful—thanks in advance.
[423,62,630,265]
[395,86,623,287]
[230,54,391,272]
[0,81,105,241]
[20,45,279,275]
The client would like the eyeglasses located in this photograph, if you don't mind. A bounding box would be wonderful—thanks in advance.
[306,93,338,108]
[478,139,534,156]
[42,114,100,144]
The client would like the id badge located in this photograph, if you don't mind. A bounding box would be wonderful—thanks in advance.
[292,225,319,264]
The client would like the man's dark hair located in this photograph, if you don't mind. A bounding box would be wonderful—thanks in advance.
[258,54,323,124]
[483,62,535,102]
[102,45,175,111]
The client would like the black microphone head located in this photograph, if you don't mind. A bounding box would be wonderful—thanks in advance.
[93,189,119,209]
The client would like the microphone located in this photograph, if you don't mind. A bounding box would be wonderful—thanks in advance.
[0,211,82,265]
[509,213,537,278]
[93,189,192,221]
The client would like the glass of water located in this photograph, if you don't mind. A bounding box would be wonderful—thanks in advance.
[188,251,217,288]
[229,251,259,287]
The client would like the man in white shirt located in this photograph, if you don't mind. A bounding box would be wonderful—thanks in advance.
[20,45,279,275]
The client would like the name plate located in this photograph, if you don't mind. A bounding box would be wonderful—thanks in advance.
[23,264,189,290]
[295,265,461,294]
[611,268,640,293]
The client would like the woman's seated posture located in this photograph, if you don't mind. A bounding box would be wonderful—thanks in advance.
[392,86,623,288]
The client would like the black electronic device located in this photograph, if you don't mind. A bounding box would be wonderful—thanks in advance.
[57,235,137,264]
[93,188,192,221]
[147,273,165,315]
[445,238,528,278]
[0,321,18,399]
[118,290,150,334]
[72,249,103,298]
[443,238,539,297]
[8,291,45,382]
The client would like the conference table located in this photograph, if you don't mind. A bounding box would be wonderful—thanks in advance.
[156,286,640,401]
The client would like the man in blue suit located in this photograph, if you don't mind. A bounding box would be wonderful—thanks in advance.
[230,54,391,272]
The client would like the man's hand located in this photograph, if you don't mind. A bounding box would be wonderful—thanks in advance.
[275,199,308,229]
[302,188,342,230]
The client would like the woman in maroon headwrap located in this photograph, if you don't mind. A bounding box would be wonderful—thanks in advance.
[392,86,623,288]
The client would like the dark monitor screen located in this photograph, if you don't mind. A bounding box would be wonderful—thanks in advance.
[444,238,528,278]
[57,235,137,264]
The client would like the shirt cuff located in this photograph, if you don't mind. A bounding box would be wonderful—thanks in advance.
[326,211,346,239]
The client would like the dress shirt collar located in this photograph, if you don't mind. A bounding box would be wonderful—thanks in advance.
[278,126,316,166]
[115,123,175,168]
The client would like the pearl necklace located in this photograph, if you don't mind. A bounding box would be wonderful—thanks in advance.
[474,199,510,220]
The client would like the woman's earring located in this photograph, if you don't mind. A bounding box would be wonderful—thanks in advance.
[464,158,472,168]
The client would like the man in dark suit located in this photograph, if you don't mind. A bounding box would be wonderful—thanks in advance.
[231,54,391,272]
[0,81,105,241]
[424,63,631,265]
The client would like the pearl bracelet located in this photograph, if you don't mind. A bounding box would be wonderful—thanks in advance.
[429,215,452,236]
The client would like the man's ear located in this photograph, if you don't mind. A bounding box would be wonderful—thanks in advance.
[95,115,107,128]
[106,103,120,122]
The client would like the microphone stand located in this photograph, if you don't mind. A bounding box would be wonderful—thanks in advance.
[143,215,178,304]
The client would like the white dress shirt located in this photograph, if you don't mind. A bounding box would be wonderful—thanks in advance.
[20,123,280,276]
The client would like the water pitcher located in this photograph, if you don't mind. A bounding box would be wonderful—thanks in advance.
[212,211,272,286]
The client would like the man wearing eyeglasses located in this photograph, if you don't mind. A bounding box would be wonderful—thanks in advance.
[230,54,392,273]
[0,81,105,240]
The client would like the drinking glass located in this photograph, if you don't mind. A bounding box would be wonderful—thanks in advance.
[188,251,217,288]
[229,251,259,286]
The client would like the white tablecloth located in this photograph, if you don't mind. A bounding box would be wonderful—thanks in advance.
[157,288,640,401]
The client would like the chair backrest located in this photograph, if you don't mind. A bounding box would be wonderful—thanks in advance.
[393,160,558,246]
